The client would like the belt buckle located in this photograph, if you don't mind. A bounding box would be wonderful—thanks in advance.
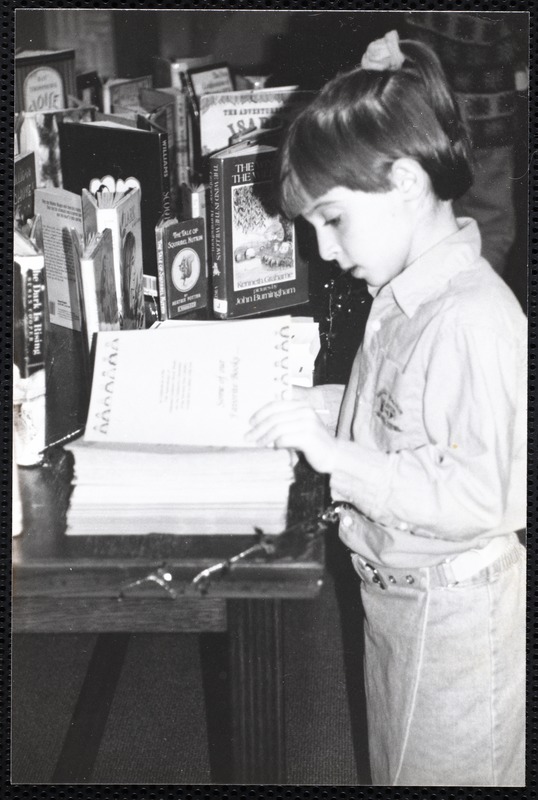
[363,561,387,590]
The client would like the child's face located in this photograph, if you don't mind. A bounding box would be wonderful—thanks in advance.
[302,186,413,289]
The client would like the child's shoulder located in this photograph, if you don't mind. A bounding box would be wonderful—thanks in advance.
[437,257,525,341]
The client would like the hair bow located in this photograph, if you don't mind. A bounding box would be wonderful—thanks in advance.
[361,30,405,72]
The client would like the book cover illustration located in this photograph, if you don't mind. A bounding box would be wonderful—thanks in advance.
[155,216,207,319]
[210,143,308,319]
[82,180,145,330]
[231,181,294,290]
[199,86,314,158]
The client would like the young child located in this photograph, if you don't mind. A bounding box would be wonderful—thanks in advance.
[247,31,526,787]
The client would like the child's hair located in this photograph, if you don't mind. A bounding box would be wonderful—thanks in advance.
[279,38,473,218]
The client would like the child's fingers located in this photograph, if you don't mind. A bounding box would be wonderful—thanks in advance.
[249,399,310,427]
[246,406,312,444]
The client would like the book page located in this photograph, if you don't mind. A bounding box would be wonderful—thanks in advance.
[84,318,292,447]
[34,188,84,330]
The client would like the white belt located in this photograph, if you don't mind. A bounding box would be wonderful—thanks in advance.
[352,534,520,590]
[442,535,515,584]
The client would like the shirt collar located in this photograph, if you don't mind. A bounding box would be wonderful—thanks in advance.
[377,218,483,318]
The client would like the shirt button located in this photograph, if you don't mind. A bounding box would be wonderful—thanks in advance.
[398,521,409,531]
[342,515,354,528]
[370,320,381,332]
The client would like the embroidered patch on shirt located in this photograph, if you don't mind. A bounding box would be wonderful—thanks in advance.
[375,389,403,432]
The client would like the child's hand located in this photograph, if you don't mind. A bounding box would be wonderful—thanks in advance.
[246,399,337,475]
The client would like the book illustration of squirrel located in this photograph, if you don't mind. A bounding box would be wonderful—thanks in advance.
[171,247,201,294]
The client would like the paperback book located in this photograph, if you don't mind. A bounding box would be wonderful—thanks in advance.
[209,141,308,319]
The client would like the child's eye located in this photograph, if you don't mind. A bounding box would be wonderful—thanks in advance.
[324,215,342,228]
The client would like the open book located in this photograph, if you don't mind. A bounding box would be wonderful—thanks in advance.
[84,315,304,448]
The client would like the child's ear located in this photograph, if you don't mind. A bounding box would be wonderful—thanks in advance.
[389,158,429,201]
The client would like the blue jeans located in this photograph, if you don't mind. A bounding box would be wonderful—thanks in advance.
[351,535,525,786]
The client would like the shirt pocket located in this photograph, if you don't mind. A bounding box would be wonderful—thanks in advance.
[369,355,426,452]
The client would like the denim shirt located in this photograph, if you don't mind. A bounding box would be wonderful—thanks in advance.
[314,218,526,568]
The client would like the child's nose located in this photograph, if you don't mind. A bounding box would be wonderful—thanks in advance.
[316,228,340,262]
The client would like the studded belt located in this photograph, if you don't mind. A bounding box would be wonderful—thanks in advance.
[351,533,521,590]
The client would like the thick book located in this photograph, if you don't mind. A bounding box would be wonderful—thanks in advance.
[73,228,120,352]
[209,142,309,319]
[14,151,37,225]
[102,74,153,114]
[59,119,172,282]
[155,215,207,319]
[84,316,292,447]
[65,439,295,535]
[199,86,314,158]
[82,184,144,330]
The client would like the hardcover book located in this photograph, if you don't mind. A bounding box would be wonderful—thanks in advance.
[155,215,207,320]
[82,184,144,330]
[59,119,172,282]
[199,86,314,158]
[155,86,191,188]
[209,142,309,319]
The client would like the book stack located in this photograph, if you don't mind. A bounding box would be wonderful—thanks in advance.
[64,442,296,535]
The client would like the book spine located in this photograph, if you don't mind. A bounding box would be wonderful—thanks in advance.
[155,222,169,321]
[79,256,99,349]
[158,131,173,222]
[209,158,226,317]
[14,258,46,378]
[175,91,191,187]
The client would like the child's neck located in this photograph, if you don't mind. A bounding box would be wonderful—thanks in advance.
[407,199,459,267]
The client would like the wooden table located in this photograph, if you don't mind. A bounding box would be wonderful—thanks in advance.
[13,447,327,784]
